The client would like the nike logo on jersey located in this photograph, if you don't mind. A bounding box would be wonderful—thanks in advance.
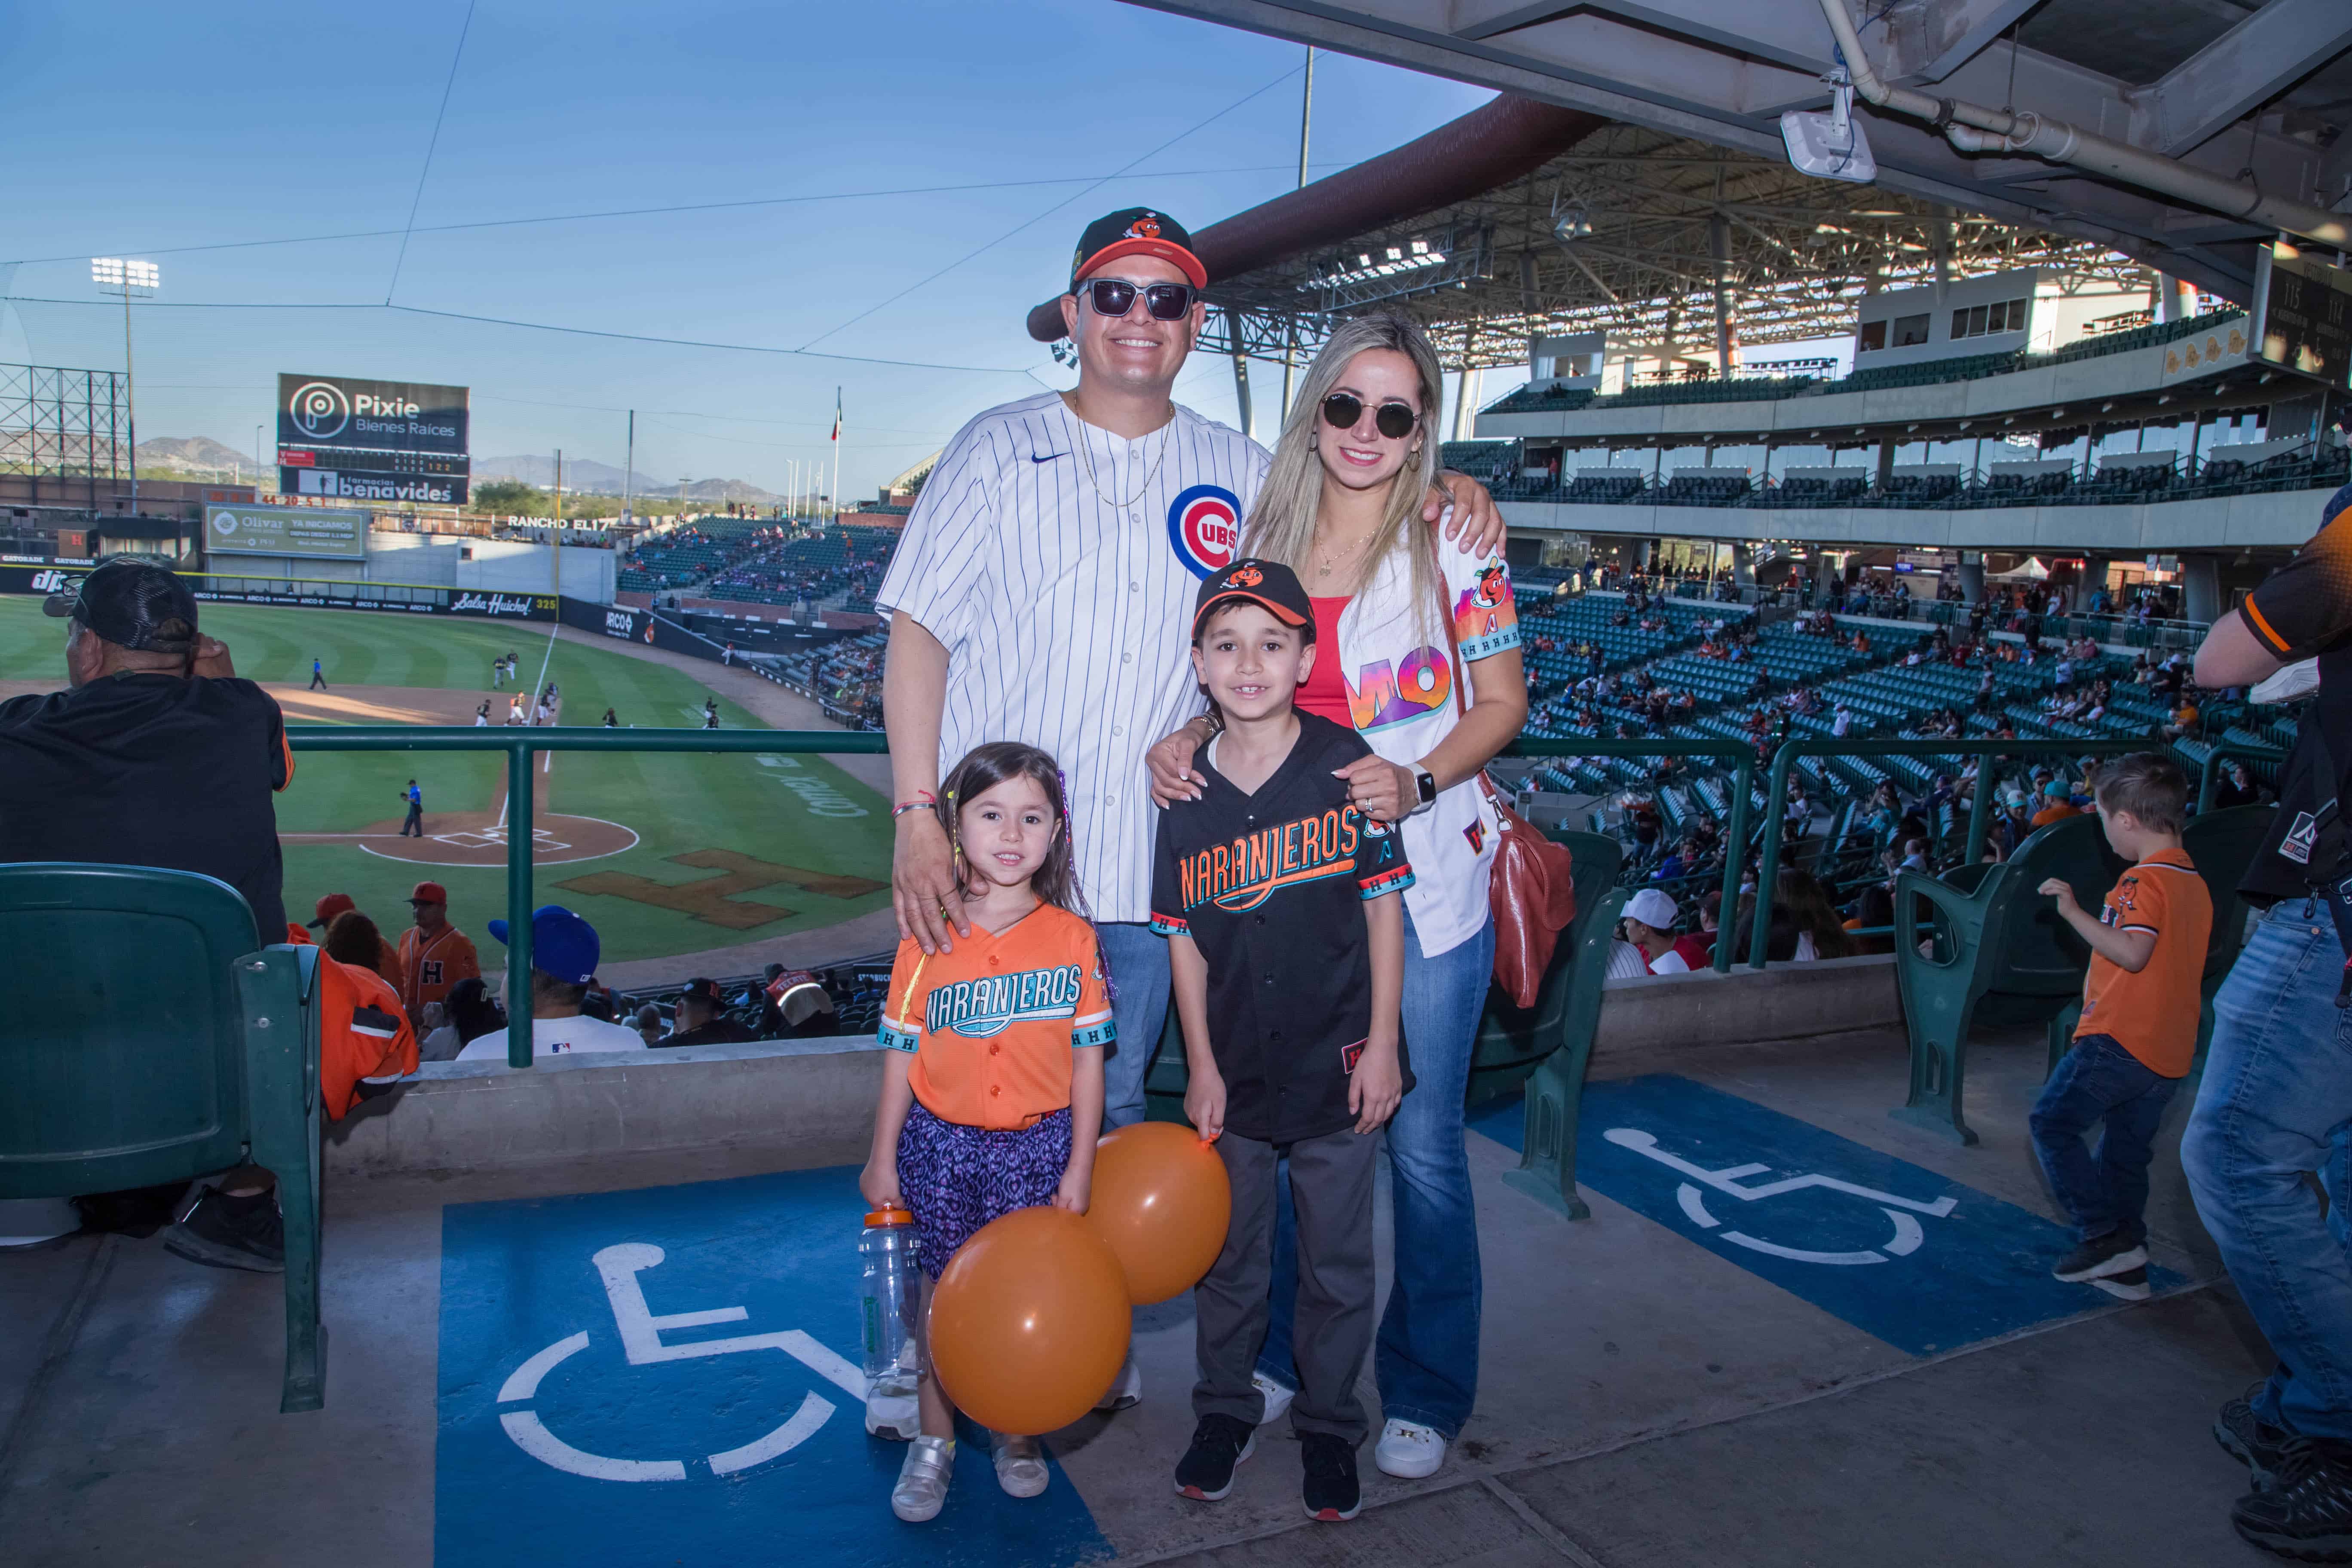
[1029,452,1067,464]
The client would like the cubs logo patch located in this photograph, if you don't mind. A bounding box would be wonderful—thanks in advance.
[1167,484,1242,578]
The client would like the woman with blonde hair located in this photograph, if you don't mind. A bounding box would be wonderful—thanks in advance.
[1150,310,1526,1480]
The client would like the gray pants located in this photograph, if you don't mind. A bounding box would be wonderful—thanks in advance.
[1195,1124,1379,1446]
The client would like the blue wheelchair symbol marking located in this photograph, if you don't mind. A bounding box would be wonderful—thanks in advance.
[1471,1075,2181,1355]
[494,1242,866,1482]
[435,1165,1114,1568]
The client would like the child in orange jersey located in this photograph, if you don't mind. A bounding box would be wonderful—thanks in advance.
[2031,752,2211,1301]
[859,741,1112,1524]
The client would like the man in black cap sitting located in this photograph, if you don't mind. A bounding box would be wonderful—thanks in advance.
[0,557,298,1270]
[659,977,756,1048]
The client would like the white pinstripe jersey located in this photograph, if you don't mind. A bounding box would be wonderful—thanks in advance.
[876,391,1267,922]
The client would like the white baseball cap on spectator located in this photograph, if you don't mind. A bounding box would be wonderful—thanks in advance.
[1623,888,1679,930]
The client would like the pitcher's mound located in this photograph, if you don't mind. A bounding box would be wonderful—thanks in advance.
[283,810,639,867]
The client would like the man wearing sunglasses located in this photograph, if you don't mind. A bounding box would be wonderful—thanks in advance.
[877,212,1505,1354]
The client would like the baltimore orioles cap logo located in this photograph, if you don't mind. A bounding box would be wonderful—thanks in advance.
[1228,564,1264,587]
[1126,214,1163,239]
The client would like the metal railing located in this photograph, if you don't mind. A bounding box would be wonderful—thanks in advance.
[284,723,2276,1061]
[286,726,886,1067]
[1749,735,2203,970]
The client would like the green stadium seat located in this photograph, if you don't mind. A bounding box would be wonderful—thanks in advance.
[1890,816,2120,1144]
[0,864,328,1412]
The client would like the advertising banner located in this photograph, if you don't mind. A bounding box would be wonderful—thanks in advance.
[277,372,471,504]
[205,504,368,561]
[0,564,553,622]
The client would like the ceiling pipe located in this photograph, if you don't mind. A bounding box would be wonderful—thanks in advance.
[1814,0,2347,250]
[1025,95,1606,342]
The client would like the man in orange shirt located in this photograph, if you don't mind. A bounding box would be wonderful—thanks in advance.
[397,879,481,1023]
[2027,753,2210,1302]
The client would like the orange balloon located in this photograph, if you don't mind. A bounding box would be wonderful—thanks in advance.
[1085,1121,1233,1305]
[929,1206,1131,1436]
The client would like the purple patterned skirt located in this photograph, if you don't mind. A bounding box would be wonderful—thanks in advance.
[896,1100,1072,1280]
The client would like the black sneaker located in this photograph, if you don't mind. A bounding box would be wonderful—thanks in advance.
[1174,1414,1256,1501]
[1301,1431,1362,1522]
[162,1188,284,1274]
[2220,1381,2301,1484]
[2052,1230,2147,1283]
[2231,1437,2352,1562]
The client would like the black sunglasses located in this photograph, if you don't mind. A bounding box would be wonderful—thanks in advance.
[1321,392,1419,440]
[1079,278,1198,321]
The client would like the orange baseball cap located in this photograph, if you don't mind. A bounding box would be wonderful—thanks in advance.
[409,881,449,904]
[307,892,356,929]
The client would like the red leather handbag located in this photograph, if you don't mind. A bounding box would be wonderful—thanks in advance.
[1428,540,1577,1008]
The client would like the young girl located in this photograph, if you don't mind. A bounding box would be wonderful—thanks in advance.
[859,741,1112,1523]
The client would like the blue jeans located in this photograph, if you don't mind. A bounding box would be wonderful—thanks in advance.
[1093,921,1172,1132]
[2029,1032,2179,1246]
[2183,901,2352,1443]
[1259,908,1494,1439]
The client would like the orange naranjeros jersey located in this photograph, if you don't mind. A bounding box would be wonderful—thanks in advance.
[2074,848,2213,1078]
[879,903,1114,1131]
[398,924,482,1020]
[319,955,419,1121]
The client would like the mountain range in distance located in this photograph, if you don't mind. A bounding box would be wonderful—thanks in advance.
[134,436,792,503]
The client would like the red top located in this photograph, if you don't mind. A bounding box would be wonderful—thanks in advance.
[1297,596,1353,725]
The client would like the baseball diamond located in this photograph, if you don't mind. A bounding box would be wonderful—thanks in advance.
[0,597,893,969]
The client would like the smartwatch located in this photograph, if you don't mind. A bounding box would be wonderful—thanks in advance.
[1411,768,1438,815]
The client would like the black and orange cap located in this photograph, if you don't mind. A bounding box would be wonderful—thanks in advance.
[1193,557,1313,640]
[1071,208,1207,289]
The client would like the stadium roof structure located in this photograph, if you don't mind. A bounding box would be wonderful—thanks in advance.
[1193,119,2162,372]
[1127,0,2352,306]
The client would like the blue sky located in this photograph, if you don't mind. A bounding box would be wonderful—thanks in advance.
[1,1,1491,499]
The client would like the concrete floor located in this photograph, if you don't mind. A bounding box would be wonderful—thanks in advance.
[0,1023,2282,1567]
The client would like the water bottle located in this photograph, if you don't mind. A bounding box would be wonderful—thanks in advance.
[858,1205,922,1440]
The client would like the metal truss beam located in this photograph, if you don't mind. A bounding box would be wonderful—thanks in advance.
[1119,0,2342,301]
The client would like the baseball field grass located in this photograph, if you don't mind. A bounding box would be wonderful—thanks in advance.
[0,597,893,968]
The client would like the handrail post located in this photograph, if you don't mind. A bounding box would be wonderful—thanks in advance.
[1965,759,1994,864]
[1715,752,1753,973]
[506,740,534,1069]
[1748,739,1799,969]
[2199,748,2221,815]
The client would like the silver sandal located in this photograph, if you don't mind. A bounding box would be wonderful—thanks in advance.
[891,1434,955,1522]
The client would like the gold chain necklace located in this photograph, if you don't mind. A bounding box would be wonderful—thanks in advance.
[1314,524,1381,579]
[1071,404,1174,511]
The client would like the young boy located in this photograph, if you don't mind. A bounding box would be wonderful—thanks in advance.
[2030,752,2212,1300]
[1150,558,1412,1523]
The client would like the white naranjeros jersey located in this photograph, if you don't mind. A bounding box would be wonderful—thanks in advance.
[877,392,1265,923]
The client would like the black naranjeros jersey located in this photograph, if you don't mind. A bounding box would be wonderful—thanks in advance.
[1150,712,1415,1143]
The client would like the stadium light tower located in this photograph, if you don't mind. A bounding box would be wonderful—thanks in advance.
[91,257,159,518]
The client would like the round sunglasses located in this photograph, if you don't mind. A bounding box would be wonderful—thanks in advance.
[1320,392,1420,440]
[1079,278,1198,321]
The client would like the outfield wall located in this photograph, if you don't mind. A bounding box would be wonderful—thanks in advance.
[0,563,556,621]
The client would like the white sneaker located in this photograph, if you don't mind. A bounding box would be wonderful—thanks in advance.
[1094,1351,1142,1411]
[1253,1371,1295,1427]
[891,1434,955,1522]
[1374,1418,1447,1479]
[865,1386,921,1441]
[991,1431,1050,1498]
